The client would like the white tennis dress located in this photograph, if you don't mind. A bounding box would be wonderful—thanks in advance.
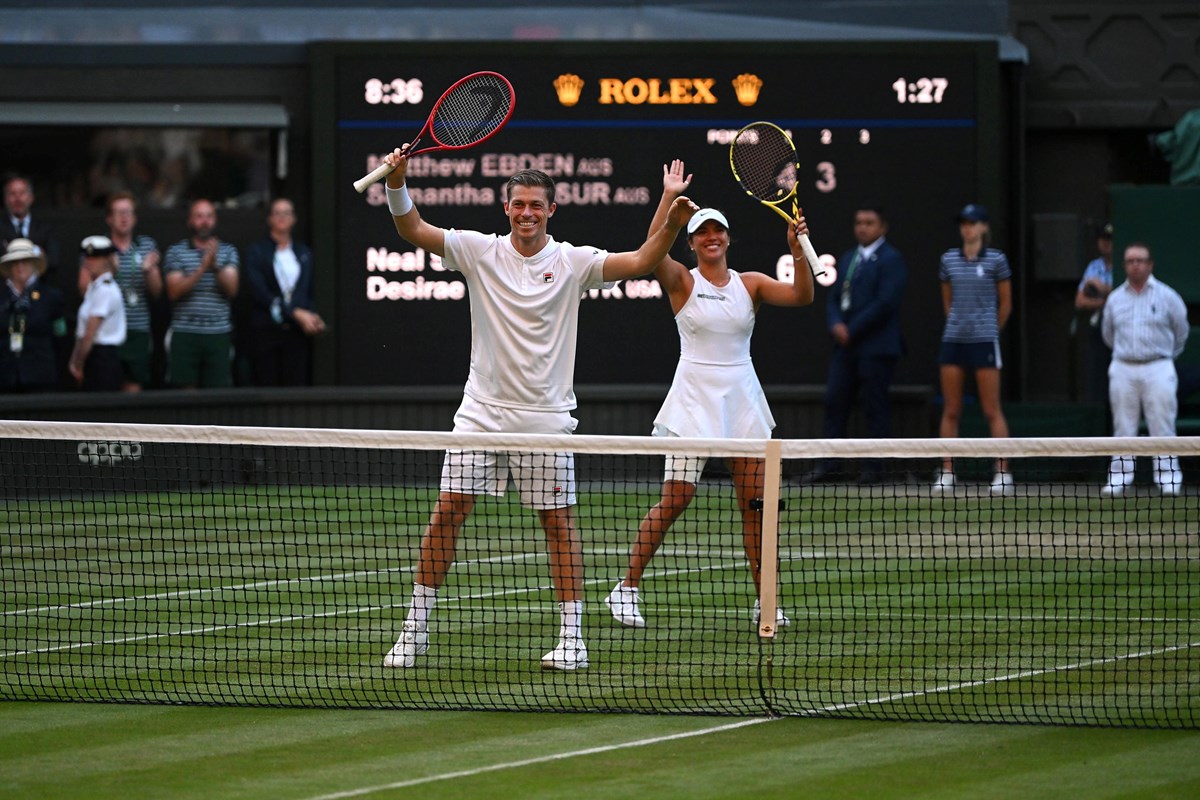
[653,269,775,438]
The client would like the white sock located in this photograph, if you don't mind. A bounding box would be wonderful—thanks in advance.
[406,583,437,631]
[559,600,583,639]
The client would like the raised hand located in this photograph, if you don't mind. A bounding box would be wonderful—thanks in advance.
[662,159,692,197]
[384,145,413,187]
[666,196,700,230]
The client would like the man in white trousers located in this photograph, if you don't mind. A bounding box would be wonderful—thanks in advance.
[1101,242,1189,496]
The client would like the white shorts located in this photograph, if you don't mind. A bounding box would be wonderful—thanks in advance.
[440,396,579,509]
[653,424,707,485]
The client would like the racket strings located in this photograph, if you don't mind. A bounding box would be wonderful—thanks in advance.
[432,74,515,147]
[731,126,798,202]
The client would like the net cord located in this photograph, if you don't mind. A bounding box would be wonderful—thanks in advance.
[1,420,1195,460]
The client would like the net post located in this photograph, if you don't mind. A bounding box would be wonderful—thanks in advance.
[757,439,783,639]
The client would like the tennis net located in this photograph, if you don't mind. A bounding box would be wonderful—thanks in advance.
[1,420,1197,727]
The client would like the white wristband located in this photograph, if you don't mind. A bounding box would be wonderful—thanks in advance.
[386,184,413,217]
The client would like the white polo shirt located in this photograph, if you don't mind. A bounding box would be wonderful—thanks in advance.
[443,229,608,411]
[76,273,127,345]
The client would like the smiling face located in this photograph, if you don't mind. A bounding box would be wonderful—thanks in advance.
[503,184,554,251]
[687,219,729,264]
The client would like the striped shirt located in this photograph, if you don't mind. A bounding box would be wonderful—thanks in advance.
[939,247,1011,343]
[1101,275,1188,363]
[114,235,159,332]
[163,239,239,334]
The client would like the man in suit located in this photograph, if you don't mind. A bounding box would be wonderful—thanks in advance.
[807,205,909,483]
[2,174,61,292]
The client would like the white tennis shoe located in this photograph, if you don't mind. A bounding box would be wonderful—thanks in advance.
[931,470,956,493]
[605,582,646,628]
[752,599,791,628]
[541,635,589,671]
[383,621,428,668]
[990,471,1015,496]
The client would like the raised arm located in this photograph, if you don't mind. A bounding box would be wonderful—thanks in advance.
[602,196,698,282]
[648,160,693,296]
[382,147,447,257]
[743,213,816,309]
[166,242,214,301]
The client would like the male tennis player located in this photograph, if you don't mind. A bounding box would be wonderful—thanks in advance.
[379,145,698,671]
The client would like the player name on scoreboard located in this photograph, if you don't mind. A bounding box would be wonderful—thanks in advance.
[362,246,663,303]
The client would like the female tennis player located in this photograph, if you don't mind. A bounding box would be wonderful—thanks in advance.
[605,159,814,630]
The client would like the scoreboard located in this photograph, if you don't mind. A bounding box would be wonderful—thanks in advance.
[310,41,1001,388]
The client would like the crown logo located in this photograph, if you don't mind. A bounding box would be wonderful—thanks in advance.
[732,73,763,107]
[554,73,585,107]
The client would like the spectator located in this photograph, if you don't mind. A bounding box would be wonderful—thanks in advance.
[0,238,67,393]
[242,198,325,386]
[2,174,62,292]
[933,204,1015,495]
[69,236,125,391]
[78,191,162,391]
[804,205,908,484]
[1074,222,1114,404]
[162,198,239,388]
[1101,242,1189,496]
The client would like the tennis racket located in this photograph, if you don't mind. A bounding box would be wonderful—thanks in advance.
[729,121,825,278]
[353,71,516,193]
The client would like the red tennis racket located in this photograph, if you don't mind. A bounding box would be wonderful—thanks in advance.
[353,71,516,193]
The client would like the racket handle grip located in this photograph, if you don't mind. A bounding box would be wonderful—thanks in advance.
[797,233,826,278]
[353,161,395,194]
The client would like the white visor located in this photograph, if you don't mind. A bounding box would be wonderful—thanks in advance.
[686,208,730,235]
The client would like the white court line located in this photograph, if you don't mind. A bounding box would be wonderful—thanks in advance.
[0,559,740,658]
[299,718,775,800]
[6,548,1194,655]
[297,638,1200,800]
[803,639,1200,715]
[3,543,754,618]
[3,549,553,617]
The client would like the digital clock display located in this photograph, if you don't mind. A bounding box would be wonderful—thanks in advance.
[311,41,999,388]
[892,77,950,104]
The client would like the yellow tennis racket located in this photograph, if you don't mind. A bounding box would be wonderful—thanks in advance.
[730,121,824,277]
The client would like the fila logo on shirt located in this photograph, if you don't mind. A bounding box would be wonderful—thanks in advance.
[543,272,555,283]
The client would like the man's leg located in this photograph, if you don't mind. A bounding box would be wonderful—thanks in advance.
[199,332,234,389]
[1106,360,1140,492]
[859,356,897,481]
[384,491,475,668]
[1143,361,1182,492]
[814,348,856,479]
[537,505,589,670]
